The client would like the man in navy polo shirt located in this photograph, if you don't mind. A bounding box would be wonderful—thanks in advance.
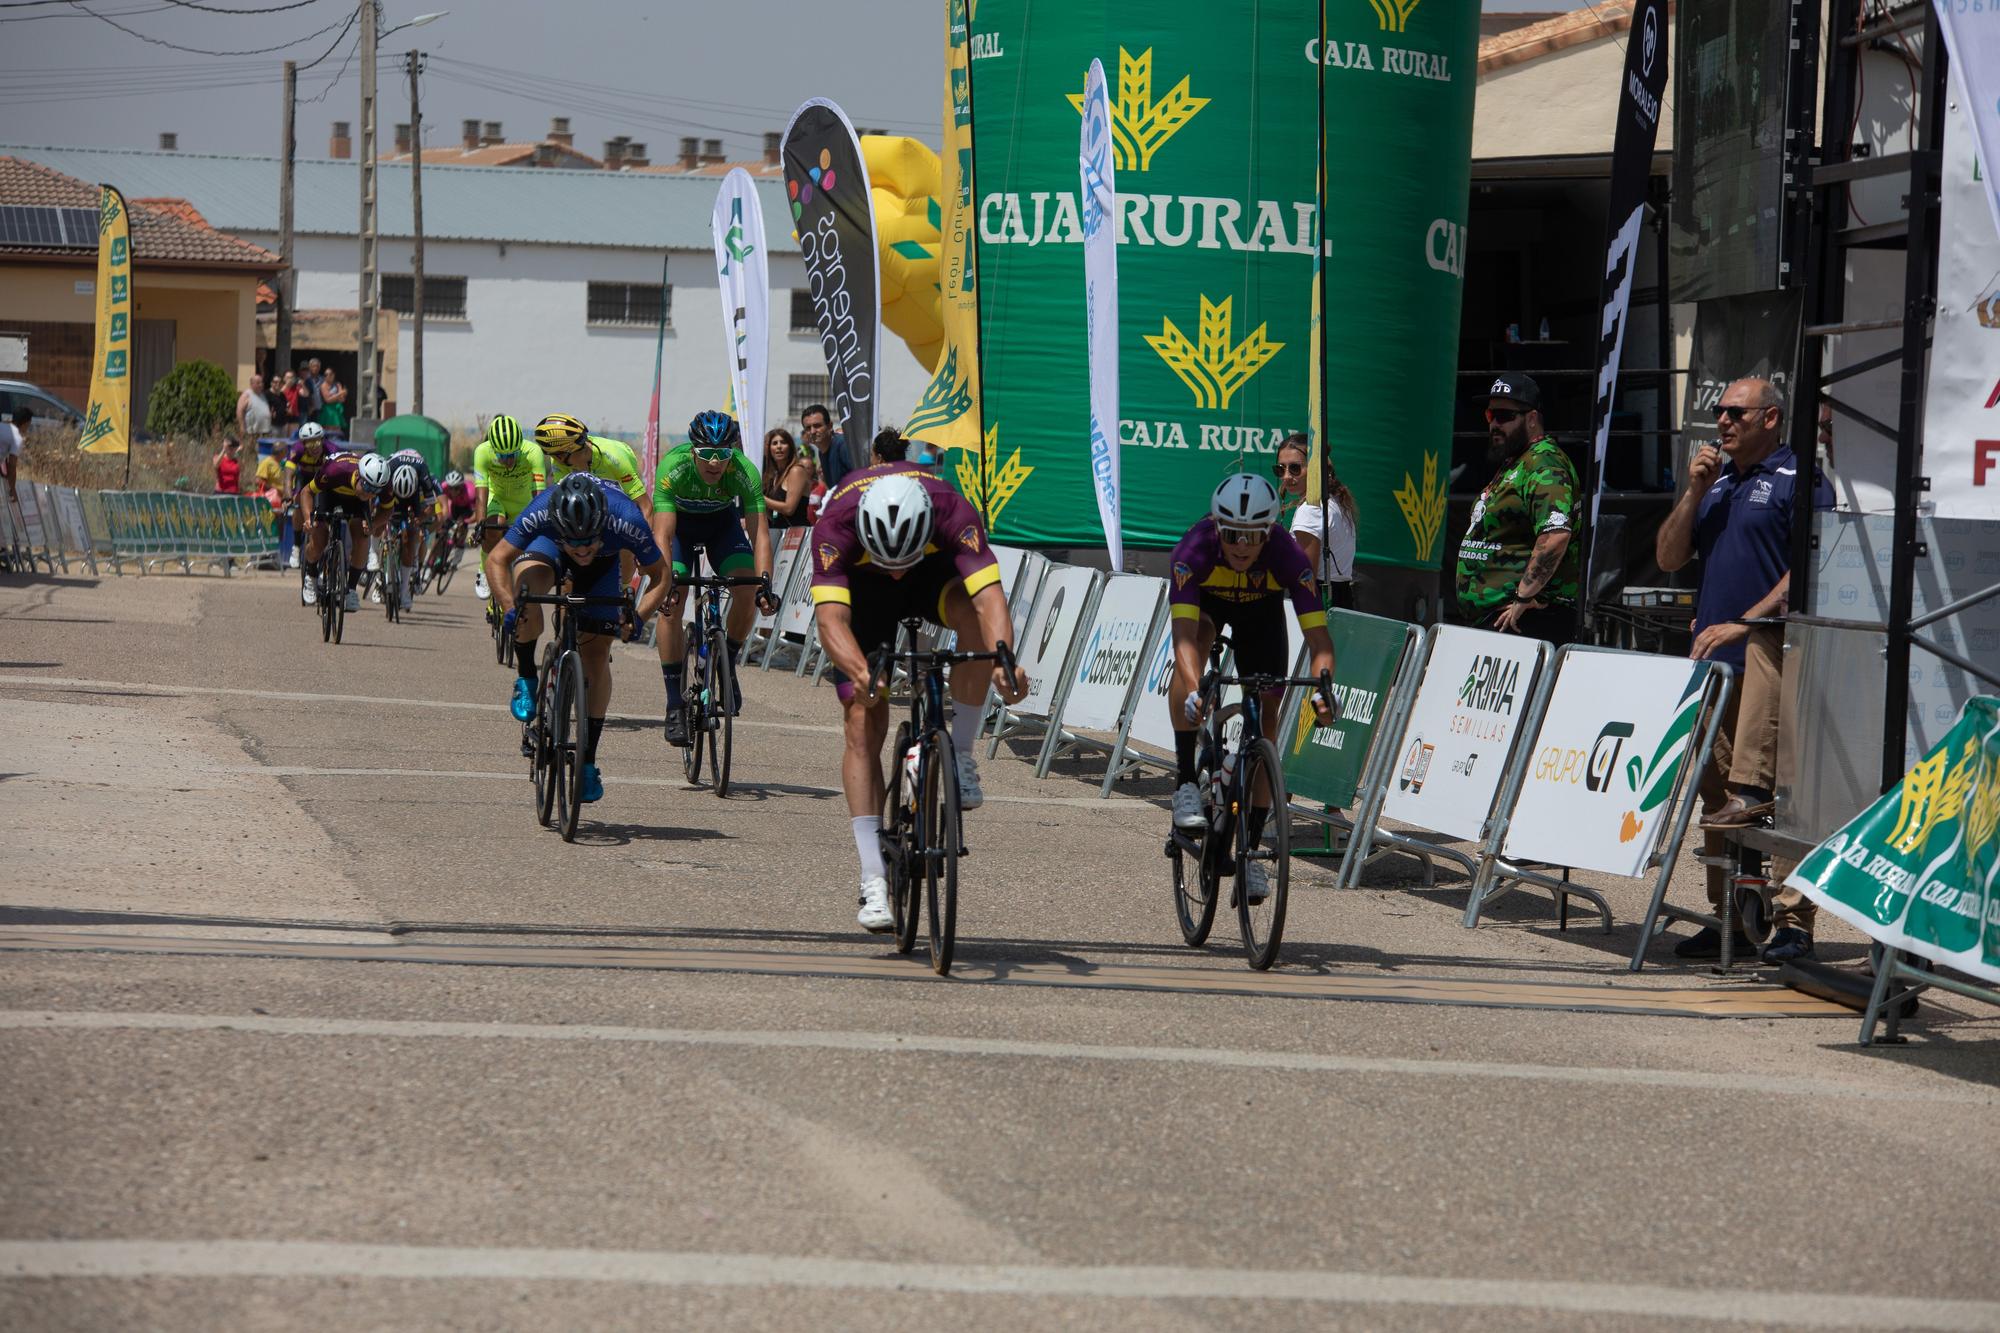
[1657,376,1833,960]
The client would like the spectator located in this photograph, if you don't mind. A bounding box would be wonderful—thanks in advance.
[1656,376,1833,962]
[265,371,294,430]
[1454,373,1579,643]
[1275,432,1358,610]
[761,427,813,529]
[802,403,852,490]
[253,441,291,567]
[301,358,325,420]
[214,435,243,494]
[909,438,945,475]
[869,425,910,465]
[0,406,24,502]
[316,367,347,433]
[238,373,273,438]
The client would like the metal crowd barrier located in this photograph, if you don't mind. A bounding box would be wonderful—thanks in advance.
[2,486,279,577]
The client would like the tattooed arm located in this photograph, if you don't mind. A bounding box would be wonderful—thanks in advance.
[1513,529,1570,602]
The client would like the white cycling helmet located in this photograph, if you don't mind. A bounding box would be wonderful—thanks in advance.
[390,462,420,500]
[296,422,325,443]
[445,469,464,487]
[856,473,934,571]
[1210,473,1280,533]
[356,453,391,494]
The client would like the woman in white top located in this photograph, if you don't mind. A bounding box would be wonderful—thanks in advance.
[1274,432,1358,609]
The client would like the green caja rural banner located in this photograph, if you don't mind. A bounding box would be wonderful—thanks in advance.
[966,0,1479,565]
[1787,697,2000,985]
[1283,607,1411,808]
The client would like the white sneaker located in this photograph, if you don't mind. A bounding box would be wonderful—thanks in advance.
[366,549,380,573]
[1172,781,1206,830]
[1243,859,1273,905]
[343,588,361,613]
[955,749,984,811]
[301,577,317,606]
[856,876,894,934]
[368,581,384,604]
[474,571,490,600]
[287,550,300,570]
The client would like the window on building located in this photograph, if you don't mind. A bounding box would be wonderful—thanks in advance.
[380,274,467,319]
[587,282,669,326]
[788,374,831,423]
[790,289,817,333]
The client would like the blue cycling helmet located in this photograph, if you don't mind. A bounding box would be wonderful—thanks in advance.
[687,411,741,450]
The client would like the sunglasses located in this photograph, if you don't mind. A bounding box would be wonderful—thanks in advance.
[692,447,735,463]
[1220,527,1267,547]
[1272,461,1307,478]
[558,538,604,558]
[1715,405,1763,422]
[1484,408,1523,425]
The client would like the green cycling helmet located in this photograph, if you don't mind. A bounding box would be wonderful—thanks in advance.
[485,414,524,460]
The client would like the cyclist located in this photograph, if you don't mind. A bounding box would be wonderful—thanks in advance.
[301,450,389,612]
[378,450,441,609]
[1166,473,1337,903]
[488,473,670,804]
[810,433,1028,933]
[428,468,478,590]
[471,414,547,604]
[286,423,339,604]
[651,410,780,746]
[538,413,651,513]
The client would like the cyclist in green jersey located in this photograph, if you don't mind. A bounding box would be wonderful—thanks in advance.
[471,414,548,603]
[651,410,779,745]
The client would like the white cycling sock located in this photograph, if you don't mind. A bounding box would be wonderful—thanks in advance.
[949,702,981,759]
[852,815,885,882]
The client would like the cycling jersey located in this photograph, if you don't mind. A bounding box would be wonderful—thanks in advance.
[440,480,478,516]
[809,462,1001,609]
[386,451,441,512]
[548,435,647,504]
[287,440,340,487]
[503,476,662,566]
[306,455,377,510]
[652,442,766,516]
[472,440,549,516]
[1167,518,1325,630]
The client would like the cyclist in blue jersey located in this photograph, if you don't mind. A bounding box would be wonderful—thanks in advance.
[488,473,670,803]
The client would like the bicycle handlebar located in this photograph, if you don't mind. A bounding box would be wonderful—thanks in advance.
[866,628,1020,700]
[676,573,772,591]
[515,592,635,610]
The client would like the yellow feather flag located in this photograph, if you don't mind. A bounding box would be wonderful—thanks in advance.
[79,185,133,455]
[906,0,984,467]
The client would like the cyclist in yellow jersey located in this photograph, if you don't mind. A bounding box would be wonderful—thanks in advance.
[471,414,548,603]
[536,413,650,512]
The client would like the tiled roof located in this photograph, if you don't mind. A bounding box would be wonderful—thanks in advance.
[1478,2,1641,75]
[629,160,783,178]
[0,157,279,267]
[0,144,799,252]
[382,142,606,170]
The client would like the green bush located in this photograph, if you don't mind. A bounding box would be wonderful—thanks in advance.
[145,359,236,438]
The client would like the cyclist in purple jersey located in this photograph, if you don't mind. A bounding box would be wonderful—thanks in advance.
[808,433,1028,933]
[301,451,388,611]
[1166,475,1337,899]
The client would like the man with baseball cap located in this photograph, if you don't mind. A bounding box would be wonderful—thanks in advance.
[1454,373,1580,643]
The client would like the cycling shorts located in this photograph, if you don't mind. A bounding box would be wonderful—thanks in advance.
[827,555,962,704]
[485,488,537,521]
[670,507,753,579]
[1192,592,1288,697]
[519,535,625,637]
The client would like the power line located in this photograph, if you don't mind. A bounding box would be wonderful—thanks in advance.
[60,0,348,54]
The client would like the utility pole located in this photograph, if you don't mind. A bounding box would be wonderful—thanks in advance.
[356,0,379,433]
[277,58,296,384]
[407,48,425,416]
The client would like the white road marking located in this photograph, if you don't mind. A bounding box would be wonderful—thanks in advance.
[0,674,840,734]
[0,1240,1989,1325]
[1,1011,1982,1105]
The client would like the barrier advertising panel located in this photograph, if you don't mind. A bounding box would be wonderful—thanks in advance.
[1283,609,1410,810]
[1378,624,1543,841]
[1060,573,1166,731]
[1501,649,1713,877]
[1009,564,1099,719]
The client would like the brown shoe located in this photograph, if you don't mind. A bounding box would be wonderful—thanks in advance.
[1701,794,1775,829]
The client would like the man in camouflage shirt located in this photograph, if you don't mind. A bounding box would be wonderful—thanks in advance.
[1454,373,1580,644]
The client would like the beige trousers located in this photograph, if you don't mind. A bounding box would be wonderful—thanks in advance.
[1699,625,1816,932]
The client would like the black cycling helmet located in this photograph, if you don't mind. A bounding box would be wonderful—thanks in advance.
[548,472,608,545]
[687,410,741,450]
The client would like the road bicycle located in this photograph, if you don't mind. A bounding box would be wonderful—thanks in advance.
[482,520,513,668]
[870,617,1019,976]
[420,518,471,597]
[1166,633,1333,971]
[675,568,771,797]
[381,511,410,623]
[314,510,352,645]
[517,588,633,842]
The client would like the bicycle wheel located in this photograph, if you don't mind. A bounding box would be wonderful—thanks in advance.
[534,646,560,827]
[383,543,401,623]
[883,721,919,955]
[493,602,514,667]
[708,623,733,797]
[921,730,963,976]
[1236,738,1291,971]
[317,552,335,642]
[1171,826,1222,949]
[432,546,456,596]
[327,542,348,645]
[680,694,706,784]
[558,650,588,842]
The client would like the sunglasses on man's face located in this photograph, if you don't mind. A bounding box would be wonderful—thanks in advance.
[559,538,603,559]
[1272,461,1306,478]
[1484,408,1523,426]
[692,447,734,463]
[1715,404,1762,422]
[1220,527,1267,548]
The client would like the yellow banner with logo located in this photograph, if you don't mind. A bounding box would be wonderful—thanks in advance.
[907,0,986,476]
[79,185,133,455]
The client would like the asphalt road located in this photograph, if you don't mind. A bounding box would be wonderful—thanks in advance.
[2,569,1997,1331]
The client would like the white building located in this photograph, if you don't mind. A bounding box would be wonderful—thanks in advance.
[0,141,930,444]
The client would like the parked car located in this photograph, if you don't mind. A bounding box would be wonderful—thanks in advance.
[0,379,88,429]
